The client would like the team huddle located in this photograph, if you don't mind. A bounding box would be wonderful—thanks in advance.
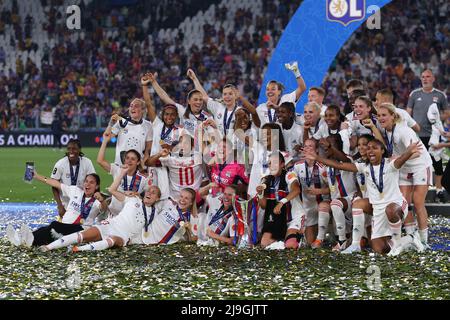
[6,63,449,256]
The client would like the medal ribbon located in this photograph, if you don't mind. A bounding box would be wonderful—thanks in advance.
[370,158,385,195]
[80,194,95,220]
[384,125,395,157]
[123,171,142,191]
[69,159,80,185]
[223,106,236,134]
[143,203,155,232]
[160,124,173,142]
[208,205,234,226]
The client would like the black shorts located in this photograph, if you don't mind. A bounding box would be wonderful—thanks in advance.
[420,136,443,175]
[261,200,287,241]
[32,221,83,246]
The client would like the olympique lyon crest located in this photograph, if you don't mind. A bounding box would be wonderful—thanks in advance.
[326,0,366,26]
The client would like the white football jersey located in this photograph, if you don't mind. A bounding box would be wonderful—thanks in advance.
[51,156,96,208]
[313,124,351,154]
[160,152,203,200]
[108,196,151,239]
[108,164,150,216]
[150,117,182,156]
[257,90,297,126]
[355,160,404,212]
[280,122,304,155]
[60,184,102,225]
[175,103,212,137]
[143,199,190,245]
[385,125,433,173]
[206,195,238,239]
[325,165,357,200]
[111,119,153,165]
[293,160,328,209]
[206,98,237,135]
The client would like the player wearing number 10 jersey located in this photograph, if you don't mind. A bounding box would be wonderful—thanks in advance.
[146,135,203,200]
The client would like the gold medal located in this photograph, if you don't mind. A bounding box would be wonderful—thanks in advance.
[380,192,384,200]
[79,218,85,224]
[159,139,165,145]
[144,231,149,238]
[360,184,366,192]
[330,185,336,193]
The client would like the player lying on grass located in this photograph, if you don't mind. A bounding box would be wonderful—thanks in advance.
[40,166,160,252]
[304,138,425,255]
[7,172,107,247]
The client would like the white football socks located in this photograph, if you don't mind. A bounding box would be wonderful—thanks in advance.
[351,209,365,246]
[331,203,346,241]
[317,211,330,240]
[46,232,83,250]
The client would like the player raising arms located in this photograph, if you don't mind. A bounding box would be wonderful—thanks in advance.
[97,131,150,217]
[293,139,330,245]
[50,139,96,217]
[256,152,303,249]
[257,61,306,126]
[7,171,107,247]
[305,139,425,255]
[372,103,434,247]
[40,168,161,252]
[145,72,211,137]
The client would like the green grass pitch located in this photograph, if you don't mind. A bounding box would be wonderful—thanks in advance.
[0,147,116,203]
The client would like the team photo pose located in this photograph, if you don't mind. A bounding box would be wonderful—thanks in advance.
[305,139,425,255]
[276,102,304,161]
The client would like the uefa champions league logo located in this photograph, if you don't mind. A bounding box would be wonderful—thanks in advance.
[327,0,366,26]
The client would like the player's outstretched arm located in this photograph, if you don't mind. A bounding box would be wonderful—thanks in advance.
[187,69,209,103]
[33,171,62,189]
[97,131,112,173]
[238,92,261,128]
[145,149,169,167]
[141,73,157,122]
[107,167,128,202]
[149,72,177,106]
[305,151,357,172]
[286,61,306,101]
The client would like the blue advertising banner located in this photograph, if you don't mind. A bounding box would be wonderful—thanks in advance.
[258,0,392,112]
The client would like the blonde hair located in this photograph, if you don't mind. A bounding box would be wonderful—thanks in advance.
[379,103,401,123]
[304,101,321,113]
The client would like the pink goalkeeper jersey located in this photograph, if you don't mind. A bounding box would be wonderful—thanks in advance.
[210,161,249,193]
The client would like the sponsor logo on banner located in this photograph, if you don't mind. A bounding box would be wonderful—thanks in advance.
[326,0,366,26]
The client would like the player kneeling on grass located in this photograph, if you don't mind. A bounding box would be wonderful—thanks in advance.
[7,172,107,247]
[256,152,303,250]
[197,184,241,246]
[304,139,425,255]
[40,166,160,252]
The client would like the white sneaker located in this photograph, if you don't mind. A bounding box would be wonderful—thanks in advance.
[265,241,285,250]
[387,241,404,256]
[411,232,425,253]
[20,224,34,248]
[341,243,361,254]
[6,225,21,246]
